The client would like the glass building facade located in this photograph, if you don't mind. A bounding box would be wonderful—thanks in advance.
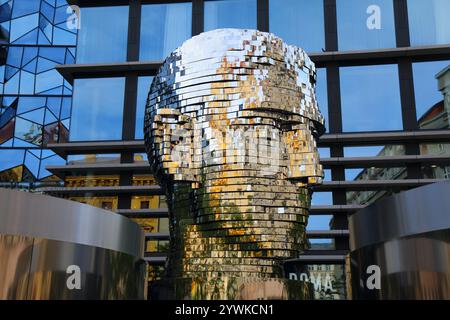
[1,0,449,299]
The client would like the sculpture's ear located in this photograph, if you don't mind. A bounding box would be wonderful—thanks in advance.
[149,108,198,185]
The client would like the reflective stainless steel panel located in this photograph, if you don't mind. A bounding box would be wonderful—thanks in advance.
[0,189,146,299]
[0,188,143,257]
[349,181,450,299]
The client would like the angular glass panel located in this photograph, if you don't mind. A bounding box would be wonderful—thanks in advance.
[269,0,325,53]
[47,96,62,117]
[135,76,153,139]
[336,0,396,51]
[10,12,38,43]
[413,60,450,128]
[19,70,35,94]
[0,150,24,176]
[20,107,45,124]
[39,47,66,64]
[24,150,40,179]
[38,154,64,179]
[6,46,23,67]
[35,69,63,94]
[14,117,42,145]
[53,25,77,45]
[76,6,129,63]
[22,46,38,65]
[12,0,40,19]
[204,0,256,31]
[17,96,46,114]
[140,3,192,61]
[408,0,450,46]
[340,64,402,132]
[70,77,125,141]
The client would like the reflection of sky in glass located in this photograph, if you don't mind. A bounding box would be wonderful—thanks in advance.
[136,76,153,139]
[345,168,363,181]
[204,0,256,31]
[408,0,450,46]
[0,150,25,171]
[343,146,384,180]
[340,64,402,132]
[76,6,129,63]
[344,146,384,157]
[140,3,192,61]
[312,192,333,205]
[307,215,333,231]
[413,60,450,121]
[269,0,324,52]
[70,78,125,141]
[318,148,330,158]
[337,0,396,51]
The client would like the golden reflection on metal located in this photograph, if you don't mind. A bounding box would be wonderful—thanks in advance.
[144,29,324,299]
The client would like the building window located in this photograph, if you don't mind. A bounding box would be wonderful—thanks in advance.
[408,0,450,46]
[340,64,402,132]
[413,60,450,128]
[70,77,125,141]
[101,201,113,210]
[140,2,192,61]
[76,6,129,63]
[269,0,325,52]
[312,192,333,206]
[307,215,332,231]
[336,0,396,51]
[136,76,153,139]
[140,201,150,209]
[204,0,257,32]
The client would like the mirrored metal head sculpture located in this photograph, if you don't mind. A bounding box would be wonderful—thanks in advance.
[144,29,325,299]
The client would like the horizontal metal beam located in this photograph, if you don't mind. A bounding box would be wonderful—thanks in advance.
[144,254,346,265]
[47,130,450,158]
[56,45,450,82]
[313,179,446,191]
[317,130,450,147]
[309,205,364,214]
[46,161,151,178]
[68,0,191,8]
[144,230,349,240]
[56,61,162,84]
[116,206,361,218]
[45,155,450,179]
[321,155,450,168]
[311,44,450,67]
[144,232,170,240]
[143,256,167,265]
[284,255,346,264]
[39,185,163,196]
[47,141,146,159]
[116,208,169,218]
[306,230,349,239]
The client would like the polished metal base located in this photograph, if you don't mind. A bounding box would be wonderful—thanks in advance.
[349,181,450,299]
[0,188,146,299]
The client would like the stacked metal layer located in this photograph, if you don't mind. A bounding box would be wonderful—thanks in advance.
[144,29,324,299]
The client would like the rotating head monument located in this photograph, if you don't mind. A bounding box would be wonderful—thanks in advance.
[144,29,325,299]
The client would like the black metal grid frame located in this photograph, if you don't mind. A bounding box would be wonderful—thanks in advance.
[46,0,450,262]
